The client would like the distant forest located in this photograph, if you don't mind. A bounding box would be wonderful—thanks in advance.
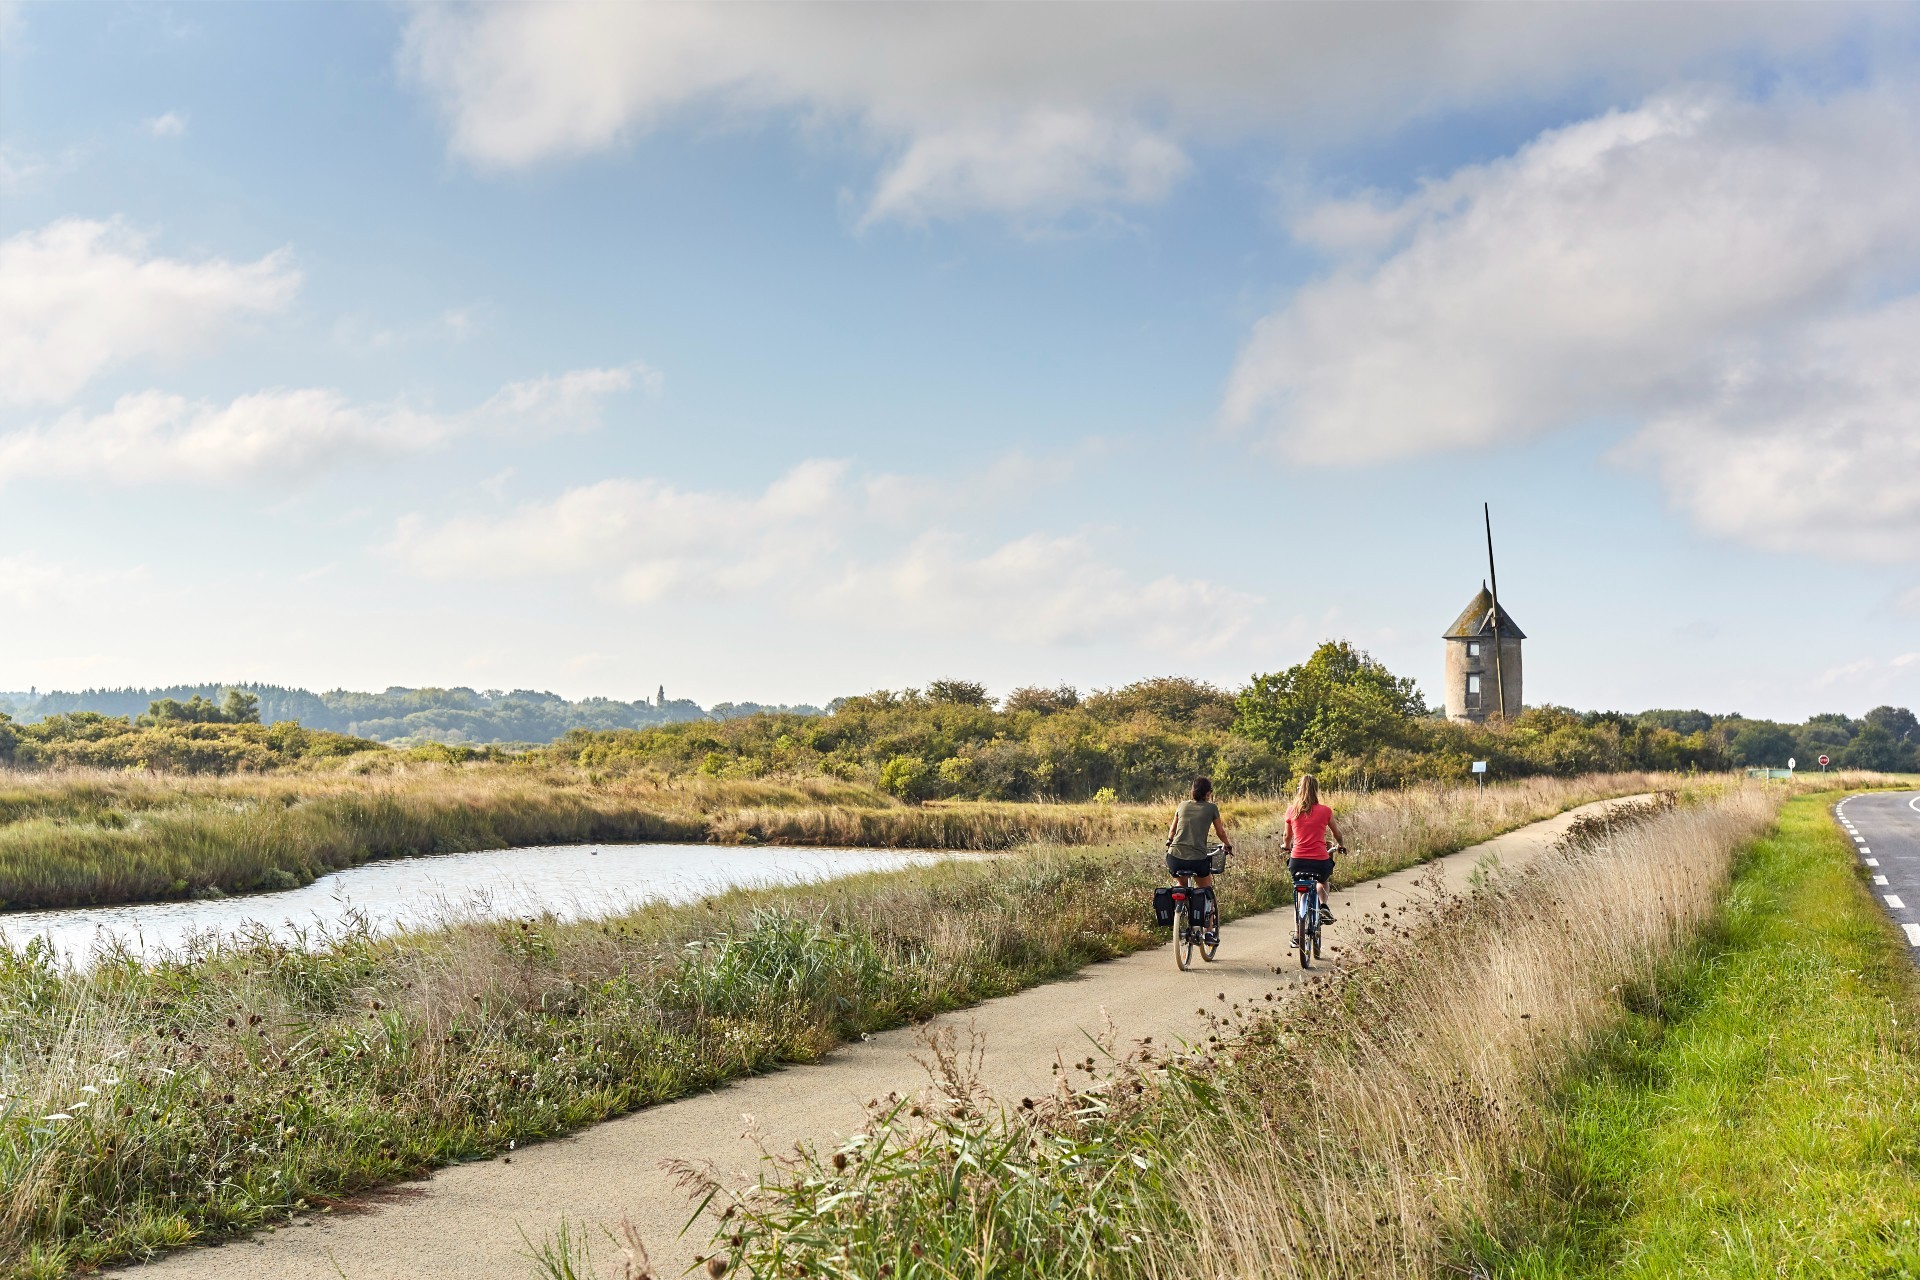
[0,684,822,746]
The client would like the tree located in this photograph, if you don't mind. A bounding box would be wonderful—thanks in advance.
[1729,721,1798,767]
[1865,705,1919,747]
[1841,722,1913,773]
[1233,641,1427,765]
[220,689,261,724]
[1004,685,1079,714]
[926,679,992,707]
[1087,677,1235,727]
[880,754,934,800]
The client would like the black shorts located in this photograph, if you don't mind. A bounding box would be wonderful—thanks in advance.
[1288,856,1334,884]
[1166,851,1213,878]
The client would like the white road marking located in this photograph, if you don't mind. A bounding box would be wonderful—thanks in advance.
[1857,837,1869,844]
[1875,875,1890,885]
[1862,848,1873,855]
[1908,923,1920,947]
[1867,858,1880,867]
[1887,895,1906,910]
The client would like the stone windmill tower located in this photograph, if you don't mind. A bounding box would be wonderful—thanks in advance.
[1443,505,1524,722]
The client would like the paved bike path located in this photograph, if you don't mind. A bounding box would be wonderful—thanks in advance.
[122,796,1640,1280]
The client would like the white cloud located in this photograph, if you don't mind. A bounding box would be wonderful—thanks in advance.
[389,462,848,601]
[0,219,301,407]
[475,362,660,434]
[1226,90,1920,457]
[0,146,45,188]
[399,1,1886,225]
[146,111,188,138]
[823,530,1259,653]
[1222,87,1920,561]
[390,459,1264,655]
[0,363,646,487]
[0,554,147,611]
[862,111,1188,228]
[0,389,451,485]
[1629,297,1920,561]
[1815,652,1920,703]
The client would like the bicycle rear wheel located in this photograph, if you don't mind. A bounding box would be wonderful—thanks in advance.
[1174,905,1194,971]
[1297,898,1312,970]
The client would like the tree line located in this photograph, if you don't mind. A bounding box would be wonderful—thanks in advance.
[2,645,1911,787]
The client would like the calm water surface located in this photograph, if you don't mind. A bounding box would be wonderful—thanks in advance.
[0,843,952,966]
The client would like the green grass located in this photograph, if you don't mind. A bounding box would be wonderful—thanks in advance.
[1472,792,1920,1278]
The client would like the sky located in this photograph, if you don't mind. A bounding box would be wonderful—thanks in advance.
[2,1,1918,720]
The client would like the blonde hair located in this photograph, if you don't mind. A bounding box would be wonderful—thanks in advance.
[1288,773,1320,817]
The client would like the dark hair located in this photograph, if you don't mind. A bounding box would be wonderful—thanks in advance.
[1191,776,1213,802]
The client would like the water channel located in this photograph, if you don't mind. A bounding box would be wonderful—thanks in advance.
[0,843,952,967]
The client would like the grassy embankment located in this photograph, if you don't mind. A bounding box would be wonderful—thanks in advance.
[1467,790,1920,1277]
[673,783,1920,1280]
[0,774,1652,1277]
[0,767,1271,912]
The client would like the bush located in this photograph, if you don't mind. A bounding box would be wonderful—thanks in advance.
[880,754,934,801]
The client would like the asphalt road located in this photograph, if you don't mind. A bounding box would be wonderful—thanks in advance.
[1834,790,1920,955]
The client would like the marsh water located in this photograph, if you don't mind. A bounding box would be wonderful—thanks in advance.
[0,843,951,966]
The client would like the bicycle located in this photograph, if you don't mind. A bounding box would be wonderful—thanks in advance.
[1292,868,1325,968]
[1163,841,1228,971]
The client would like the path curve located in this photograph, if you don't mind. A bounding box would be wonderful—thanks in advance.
[120,796,1643,1280]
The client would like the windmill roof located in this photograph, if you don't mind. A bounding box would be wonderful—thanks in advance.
[1444,583,1526,640]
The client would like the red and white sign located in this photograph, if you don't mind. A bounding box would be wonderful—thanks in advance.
[1819,754,1830,767]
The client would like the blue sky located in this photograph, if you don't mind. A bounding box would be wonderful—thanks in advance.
[2,2,1918,719]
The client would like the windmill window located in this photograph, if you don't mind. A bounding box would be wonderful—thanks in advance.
[1467,642,1481,657]
[1466,674,1482,708]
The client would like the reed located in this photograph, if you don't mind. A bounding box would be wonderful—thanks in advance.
[0,767,1202,911]
[0,774,1658,1276]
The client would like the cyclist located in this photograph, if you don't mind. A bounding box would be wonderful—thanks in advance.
[1166,776,1232,942]
[1284,773,1345,930]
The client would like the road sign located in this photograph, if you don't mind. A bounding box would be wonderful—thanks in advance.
[1788,757,1796,772]
[1470,761,1488,773]
[1819,754,1830,771]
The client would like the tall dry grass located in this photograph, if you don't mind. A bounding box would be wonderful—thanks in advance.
[0,759,1709,912]
[701,786,1785,1280]
[0,766,1023,910]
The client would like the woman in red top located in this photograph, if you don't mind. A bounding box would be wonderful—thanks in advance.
[1284,773,1345,925]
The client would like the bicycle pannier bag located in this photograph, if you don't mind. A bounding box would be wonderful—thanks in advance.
[1152,886,1175,927]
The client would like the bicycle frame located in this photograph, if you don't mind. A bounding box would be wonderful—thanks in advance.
[1293,872,1323,966]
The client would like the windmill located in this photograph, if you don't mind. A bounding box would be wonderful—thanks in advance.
[1484,502,1506,721]
[1442,508,1525,722]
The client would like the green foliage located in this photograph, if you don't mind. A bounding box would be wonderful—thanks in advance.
[926,678,992,706]
[138,689,261,726]
[3,714,381,774]
[1234,641,1428,770]
[549,677,1262,802]
[1727,719,1797,767]
[880,754,934,801]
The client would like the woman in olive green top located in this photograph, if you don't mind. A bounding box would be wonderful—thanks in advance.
[1165,776,1233,939]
